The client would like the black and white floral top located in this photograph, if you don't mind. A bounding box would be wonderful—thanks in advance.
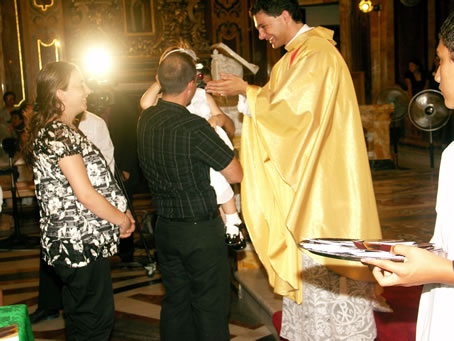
[33,120,127,268]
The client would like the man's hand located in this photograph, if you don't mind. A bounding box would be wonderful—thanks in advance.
[362,244,453,287]
[205,73,248,97]
[121,171,130,182]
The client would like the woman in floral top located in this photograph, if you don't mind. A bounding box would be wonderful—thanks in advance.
[21,61,135,340]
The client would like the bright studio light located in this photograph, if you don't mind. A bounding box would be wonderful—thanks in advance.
[359,0,374,13]
[83,48,112,79]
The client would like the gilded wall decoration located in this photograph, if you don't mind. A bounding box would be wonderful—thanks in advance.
[65,0,121,60]
[37,39,60,69]
[187,0,210,54]
[209,0,250,60]
[32,0,55,12]
[216,23,242,56]
[123,0,155,35]
[213,0,241,16]
[154,0,209,56]
[2,0,26,104]
[63,0,210,82]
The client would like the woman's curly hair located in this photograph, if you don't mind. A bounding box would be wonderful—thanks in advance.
[21,62,76,166]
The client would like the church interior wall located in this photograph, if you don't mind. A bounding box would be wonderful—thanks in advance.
[0,0,454,148]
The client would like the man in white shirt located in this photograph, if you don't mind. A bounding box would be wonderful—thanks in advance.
[78,111,115,174]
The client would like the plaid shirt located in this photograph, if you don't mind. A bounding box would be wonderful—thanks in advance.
[137,99,234,218]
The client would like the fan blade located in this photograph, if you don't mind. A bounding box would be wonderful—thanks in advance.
[376,87,409,121]
[408,90,451,132]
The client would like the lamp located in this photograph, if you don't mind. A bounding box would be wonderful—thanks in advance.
[359,0,381,13]
[83,47,113,80]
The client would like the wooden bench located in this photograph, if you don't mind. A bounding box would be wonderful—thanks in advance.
[0,163,35,202]
[1,180,35,200]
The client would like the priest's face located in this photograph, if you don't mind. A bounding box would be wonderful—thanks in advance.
[435,40,454,109]
[254,11,288,49]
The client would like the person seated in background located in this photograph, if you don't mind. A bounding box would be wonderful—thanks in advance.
[404,58,429,98]
[140,48,245,249]
[363,11,454,341]
[9,109,24,139]
[0,91,16,125]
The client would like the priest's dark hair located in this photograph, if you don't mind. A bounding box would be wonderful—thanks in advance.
[250,0,304,23]
[439,12,454,60]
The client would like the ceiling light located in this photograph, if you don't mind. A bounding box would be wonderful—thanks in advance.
[359,0,380,13]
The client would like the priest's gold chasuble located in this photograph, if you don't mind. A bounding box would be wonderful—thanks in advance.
[240,27,382,303]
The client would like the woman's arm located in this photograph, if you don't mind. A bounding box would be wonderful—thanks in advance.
[206,93,235,138]
[58,154,135,238]
[362,244,454,287]
[139,82,161,110]
[424,78,430,90]
[404,78,413,98]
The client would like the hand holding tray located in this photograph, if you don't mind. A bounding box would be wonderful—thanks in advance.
[298,238,438,262]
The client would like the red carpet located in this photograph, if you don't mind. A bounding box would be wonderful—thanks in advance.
[272,286,422,341]
[375,285,422,341]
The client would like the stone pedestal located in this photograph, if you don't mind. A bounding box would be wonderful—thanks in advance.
[359,104,393,160]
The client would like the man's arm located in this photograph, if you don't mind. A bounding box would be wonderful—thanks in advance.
[205,73,248,97]
[362,244,454,286]
[220,156,242,184]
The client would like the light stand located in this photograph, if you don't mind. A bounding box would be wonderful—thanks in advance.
[114,165,156,277]
[0,138,39,249]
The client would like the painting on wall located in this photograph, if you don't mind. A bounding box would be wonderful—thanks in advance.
[123,0,155,35]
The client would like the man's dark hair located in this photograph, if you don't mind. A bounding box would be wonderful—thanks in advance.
[158,52,196,95]
[250,0,303,23]
[3,91,16,103]
[439,12,454,61]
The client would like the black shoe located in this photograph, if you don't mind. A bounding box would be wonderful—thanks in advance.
[29,309,59,324]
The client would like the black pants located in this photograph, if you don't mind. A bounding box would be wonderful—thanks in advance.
[37,256,63,311]
[155,216,230,341]
[54,257,115,341]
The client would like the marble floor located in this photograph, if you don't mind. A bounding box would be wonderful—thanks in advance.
[0,193,277,341]
[0,143,444,340]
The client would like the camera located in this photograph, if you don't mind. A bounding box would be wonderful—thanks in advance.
[196,63,208,89]
[196,72,206,89]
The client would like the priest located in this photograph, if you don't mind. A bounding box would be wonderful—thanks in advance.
[206,0,382,340]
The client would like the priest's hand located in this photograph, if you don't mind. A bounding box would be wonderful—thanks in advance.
[362,244,454,287]
[206,73,248,97]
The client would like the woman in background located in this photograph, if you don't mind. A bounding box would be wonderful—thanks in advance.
[404,58,429,98]
[22,61,135,340]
